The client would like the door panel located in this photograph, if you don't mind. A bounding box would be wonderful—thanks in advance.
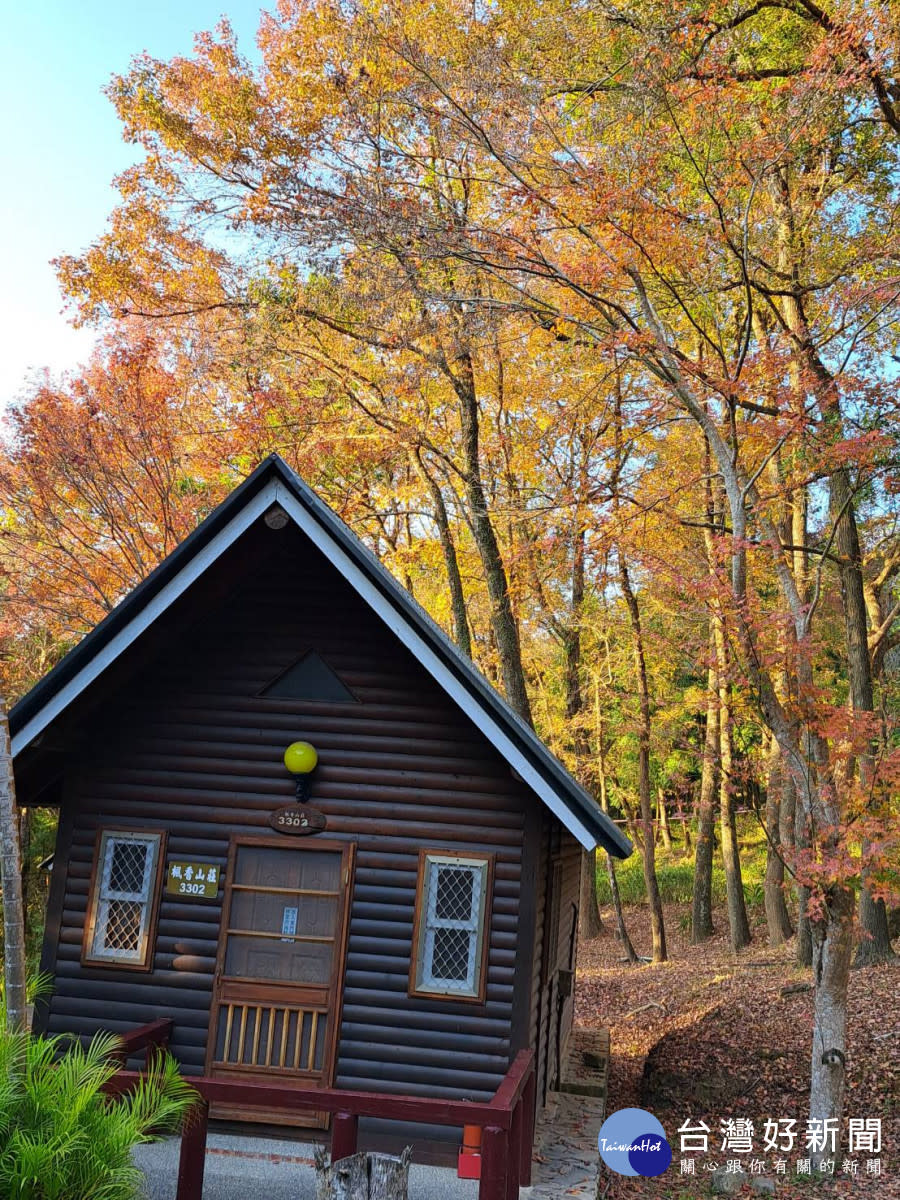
[207,837,354,1126]
[229,891,339,940]
[223,933,335,983]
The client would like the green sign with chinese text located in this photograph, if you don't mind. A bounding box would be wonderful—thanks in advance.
[165,862,220,899]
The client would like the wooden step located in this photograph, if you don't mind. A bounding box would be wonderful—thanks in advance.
[554,1027,609,1101]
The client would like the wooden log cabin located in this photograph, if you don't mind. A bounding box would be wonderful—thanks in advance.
[11,454,630,1160]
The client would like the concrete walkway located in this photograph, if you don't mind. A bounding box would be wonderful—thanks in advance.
[133,1132,480,1200]
[527,1028,609,1199]
[528,1092,604,1199]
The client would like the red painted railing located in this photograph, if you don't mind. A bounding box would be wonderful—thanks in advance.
[109,1017,174,1067]
[106,1027,535,1200]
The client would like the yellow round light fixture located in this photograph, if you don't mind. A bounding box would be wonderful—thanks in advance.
[283,740,318,776]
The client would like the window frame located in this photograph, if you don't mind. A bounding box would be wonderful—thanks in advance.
[82,828,167,972]
[408,849,494,1004]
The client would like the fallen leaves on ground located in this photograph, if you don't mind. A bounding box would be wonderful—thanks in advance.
[574,902,899,1199]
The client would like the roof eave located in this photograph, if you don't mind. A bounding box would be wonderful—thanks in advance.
[10,455,632,860]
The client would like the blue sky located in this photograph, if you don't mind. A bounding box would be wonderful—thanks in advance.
[0,1,265,410]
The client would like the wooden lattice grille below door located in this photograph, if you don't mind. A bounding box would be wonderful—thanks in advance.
[213,1003,327,1074]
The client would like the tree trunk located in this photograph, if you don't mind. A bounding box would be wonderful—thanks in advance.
[797,894,813,968]
[618,552,666,963]
[410,449,471,658]
[694,465,723,944]
[452,352,531,724]
[0,699,27,1029]
[856,887,894,966]
[692,684,719,939]
[785,481,806,954]
[579,849,605,939]
[656,789,672,852]
[632,234,856,1163]
[828,467,895,966]
[679,809,692,853]
[692,655,719,943]
[682,355,851,1153]
[809,887,855,1171]
[315,1149,411,1200]
[606,853,638,963]
[780,767,796,849]
[19,807,31,946]
[764,738,794,946]
[597,744,638,963]
[560,501,604,943]
[713,615,752,952]
[777,265,893,967]
[624,809,640,846]
[825,467,891,965]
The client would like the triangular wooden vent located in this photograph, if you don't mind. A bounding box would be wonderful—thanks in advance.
[261,651,357,702]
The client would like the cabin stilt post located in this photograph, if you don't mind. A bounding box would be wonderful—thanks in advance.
[331,1111,359,1161]
[177,1098,209,1200]
[507,1097,523,1199]
[520,1069,536,1186]
[479,1126,508,1200]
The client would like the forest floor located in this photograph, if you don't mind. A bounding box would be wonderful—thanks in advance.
[575,897,899,1199]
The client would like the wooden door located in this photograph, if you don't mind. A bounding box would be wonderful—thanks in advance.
[207,837,355,1125]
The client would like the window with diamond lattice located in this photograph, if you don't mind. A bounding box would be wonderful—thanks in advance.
[410,852,493,1001]
[84,831,165,969]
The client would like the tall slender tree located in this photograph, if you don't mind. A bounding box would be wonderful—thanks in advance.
[0,701,27,1030]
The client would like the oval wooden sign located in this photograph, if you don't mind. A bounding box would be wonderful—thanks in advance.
[268,804,327,836]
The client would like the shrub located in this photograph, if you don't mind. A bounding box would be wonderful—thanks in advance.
[0,1023,197,1199]
[596,856,709,905]
[596,818,769,910]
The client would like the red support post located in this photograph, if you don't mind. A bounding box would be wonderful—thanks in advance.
[177,1098,209,1200]
[507,1097,523,1199]
[520,1068,536,1186]
[479,1126,508,1200]
[331,1111,359,1162]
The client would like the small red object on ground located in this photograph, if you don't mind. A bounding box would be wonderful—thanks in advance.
[458,1148,482,1180]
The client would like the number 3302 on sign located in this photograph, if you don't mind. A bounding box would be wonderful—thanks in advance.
[165,862,220,898]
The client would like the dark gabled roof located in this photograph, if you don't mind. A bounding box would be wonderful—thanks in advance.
[10,455,631,857]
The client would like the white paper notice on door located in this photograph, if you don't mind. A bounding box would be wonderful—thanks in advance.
[281,906,299,940]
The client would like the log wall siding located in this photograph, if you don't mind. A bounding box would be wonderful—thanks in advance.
[529,823,582,1103]
[40,521,541,1106]
[530,814,550,1105]
[557,829,582,1068]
